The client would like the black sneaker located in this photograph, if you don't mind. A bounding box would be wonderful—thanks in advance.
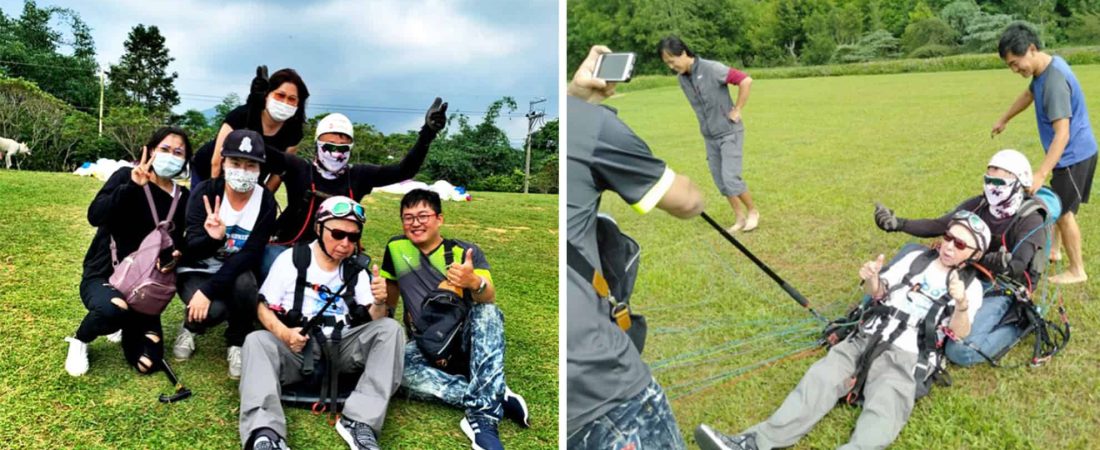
[694,424,758,450]
[335,416,381,450]
[502,387,530,428]
[460,415,504,450]
[247,428,290,450]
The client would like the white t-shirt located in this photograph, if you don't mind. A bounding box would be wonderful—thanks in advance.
[862,250,983,354]
[260,241,377,336]
[179,186,264,274]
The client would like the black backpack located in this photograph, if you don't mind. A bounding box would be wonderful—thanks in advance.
[407,240,472,376]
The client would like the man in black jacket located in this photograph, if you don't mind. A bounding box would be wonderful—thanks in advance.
[173,129,277,379]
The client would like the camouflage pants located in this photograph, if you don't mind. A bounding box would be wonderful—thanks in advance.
[567,378,685,450]
[402,303,507,420]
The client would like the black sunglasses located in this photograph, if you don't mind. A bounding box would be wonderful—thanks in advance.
[323,226,361,242]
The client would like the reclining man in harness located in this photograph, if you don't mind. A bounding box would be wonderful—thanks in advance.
[239,196,405,450]
[696,211,989,450]
[872,149,1051,366]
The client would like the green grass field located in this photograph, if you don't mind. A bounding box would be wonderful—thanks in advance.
[0,174,558,449]
[601,67,1100,449]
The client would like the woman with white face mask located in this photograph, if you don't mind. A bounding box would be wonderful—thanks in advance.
[174,129,279,379]
[192,66,309,191]
[64,127,192,378]
[872,149,1052,367]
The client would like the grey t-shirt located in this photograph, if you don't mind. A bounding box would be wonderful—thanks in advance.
[566,96,676,434]
[678,57,744,139]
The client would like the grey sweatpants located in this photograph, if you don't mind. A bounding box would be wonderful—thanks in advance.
[746,333,918,450]
[238,318,406,445]
[705,131,746,197]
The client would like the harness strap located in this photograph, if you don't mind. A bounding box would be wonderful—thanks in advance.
[566,241,631,331]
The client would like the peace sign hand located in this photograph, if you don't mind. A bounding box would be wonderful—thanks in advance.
[446,248,480,290]
[131,146,154,186]
[203,195,226,240]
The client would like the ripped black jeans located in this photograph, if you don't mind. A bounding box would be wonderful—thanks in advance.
[75,277,165,374]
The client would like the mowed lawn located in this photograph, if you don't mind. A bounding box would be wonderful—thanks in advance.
[602,66,1100,449]
[0,172,558,449]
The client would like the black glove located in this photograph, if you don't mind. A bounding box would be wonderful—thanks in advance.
[250,65,269,95]
[980,246,1012,274]
[424,97,448,131]
[874,202,906,232]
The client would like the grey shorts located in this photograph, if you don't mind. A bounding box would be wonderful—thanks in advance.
[705,132,746,197]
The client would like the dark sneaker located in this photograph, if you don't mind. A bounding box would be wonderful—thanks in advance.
[460,415,504,450]
[246,428,290,450]
[502,387,530,428]
[335,416,381,450]
[695,424,758,450]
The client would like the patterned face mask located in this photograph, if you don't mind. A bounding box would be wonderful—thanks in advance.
[225,167,259,193]
[984,176,1023,219]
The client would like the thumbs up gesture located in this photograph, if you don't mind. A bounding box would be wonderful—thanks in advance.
[860,254,886,294]
[948,270,968,310]
[370,264,387,303]
[446,248,479,290]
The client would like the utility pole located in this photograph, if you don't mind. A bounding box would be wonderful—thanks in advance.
[98,68,105,136]
[523,97,546,194]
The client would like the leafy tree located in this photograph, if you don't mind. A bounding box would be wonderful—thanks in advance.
[902,17,958,53]
[0,2,99,110]
[940,0,983,37]
[962,14,1017,52]
[107,24,179,118]
[212,92,241,128]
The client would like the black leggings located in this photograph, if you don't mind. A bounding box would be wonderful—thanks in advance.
[177,271,258,347]
[75,277,164,374]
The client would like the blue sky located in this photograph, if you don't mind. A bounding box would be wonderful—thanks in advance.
[0,0,559,146]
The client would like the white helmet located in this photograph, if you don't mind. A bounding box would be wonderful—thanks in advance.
[988,149,1033,188]
[315,113,354,140]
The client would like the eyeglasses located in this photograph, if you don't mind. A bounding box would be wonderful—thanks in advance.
[157,144,186,157]
[984,175,1013,187]
[401,212,438,225]
[318,141,353,153]
[329,201,365,222]
[943,232,975,251]
[323,226,361,242]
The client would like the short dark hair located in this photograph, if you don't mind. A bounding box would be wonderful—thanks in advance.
[400,189,442,215]
[657,36,694,59]
[998,23,1041,59]
[144,126,192,177]
[267,68,310,124]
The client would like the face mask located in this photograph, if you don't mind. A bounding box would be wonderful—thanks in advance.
[984,180,1023,219]
[267,98,297,122]
[225,167,259,193]
[315,142,351,178]
[151,153,185,178]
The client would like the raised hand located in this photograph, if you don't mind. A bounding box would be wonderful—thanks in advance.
[131,146,154,186]
[567,45,614,102]
[948,270,967,309]
[874,202,905,232]
[251,65,269,95]
[203,195,226,240]
[424,97,449,131]
[446,248,479,290]
[370,264,387,304]
[859,254,886,282]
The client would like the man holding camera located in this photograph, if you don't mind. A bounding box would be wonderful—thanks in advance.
[376,189,529,450]
[567,45,705,449]
[239,196,404,450]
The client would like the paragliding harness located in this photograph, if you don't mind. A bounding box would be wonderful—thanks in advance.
[274,242,372,422]
[566,214,647,353]
[822,246,978,405]
[954,186,1070,367]
[406,240,473,376]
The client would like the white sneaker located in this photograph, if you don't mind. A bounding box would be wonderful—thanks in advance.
[64,337,89,377]
[105,330,122,344]
[227,346,242,380]
[172,326,195,361]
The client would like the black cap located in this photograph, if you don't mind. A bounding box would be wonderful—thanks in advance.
[221,129,266,163]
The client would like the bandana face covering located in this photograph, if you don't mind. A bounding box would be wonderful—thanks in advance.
[984,179,1024,219]
[314,141,352,179]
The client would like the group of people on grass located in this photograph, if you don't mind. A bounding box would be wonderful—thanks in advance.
[568,23,1095,450]
[63,67,531,450]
